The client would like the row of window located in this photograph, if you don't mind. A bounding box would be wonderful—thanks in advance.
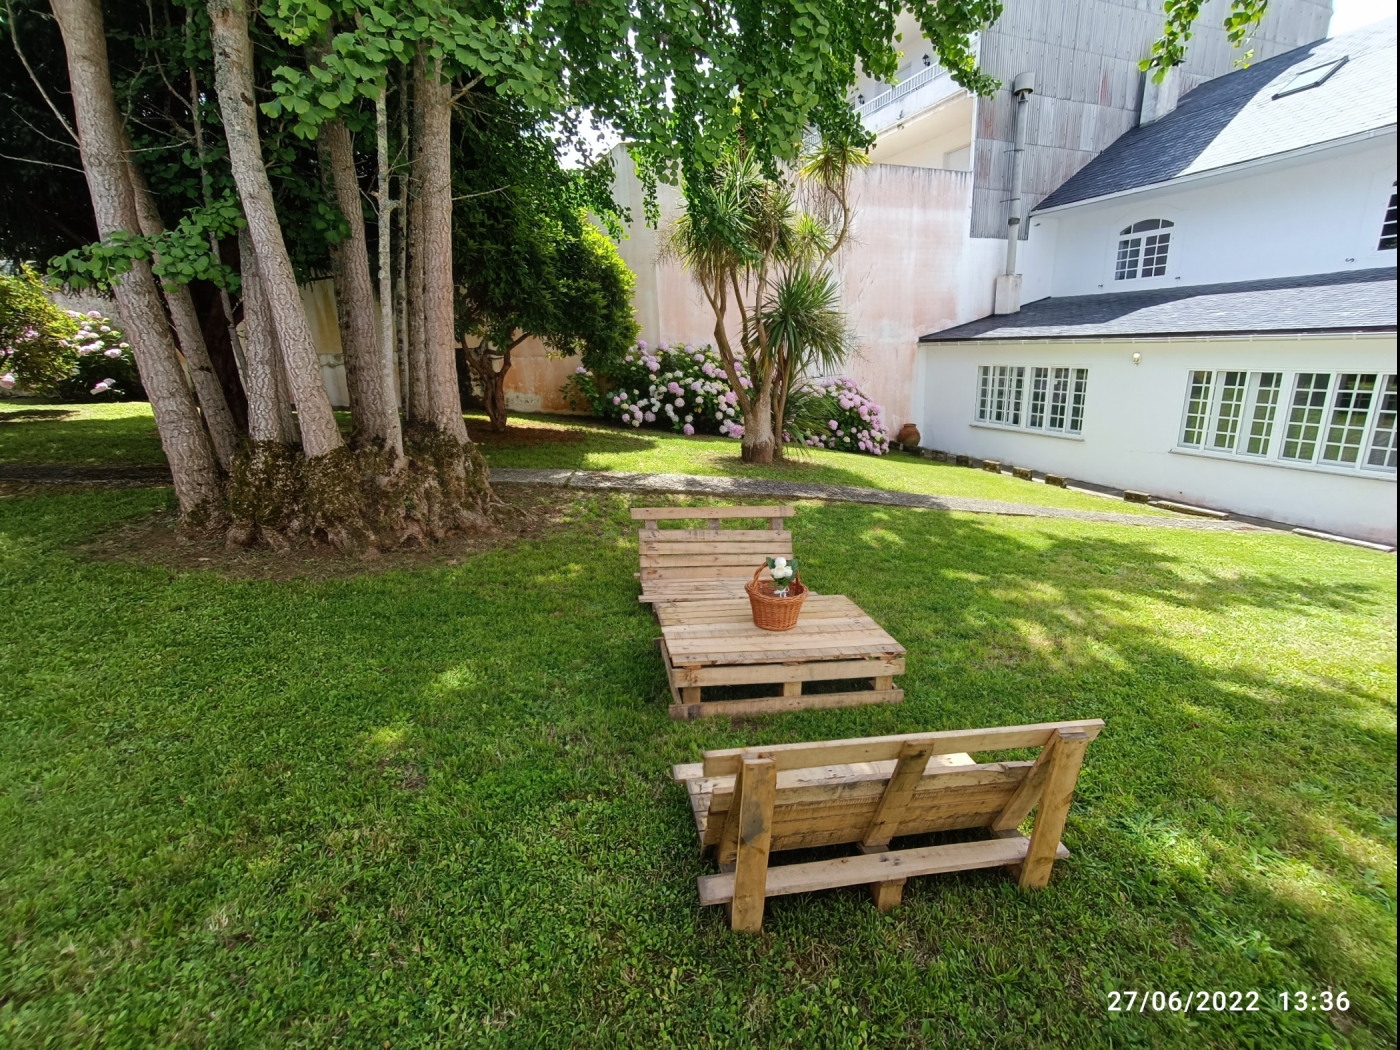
[1179,370,1397,472]
[976,365,1088,434]
[1111,188,1397,282]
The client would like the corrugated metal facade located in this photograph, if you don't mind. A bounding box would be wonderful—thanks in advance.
[970,0,1333,238]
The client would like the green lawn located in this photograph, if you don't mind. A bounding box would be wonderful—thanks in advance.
[0,400,1168,517]
[0,477,1394,1047]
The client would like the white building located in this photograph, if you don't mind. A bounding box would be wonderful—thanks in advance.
[916,20,1398,543]
[508,0,1331,424]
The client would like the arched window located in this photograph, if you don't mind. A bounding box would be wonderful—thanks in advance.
[1115,219,1173,280]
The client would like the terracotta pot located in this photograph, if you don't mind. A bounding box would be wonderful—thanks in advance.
[896,423,921,447]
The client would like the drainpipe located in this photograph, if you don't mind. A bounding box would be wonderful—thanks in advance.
[993,72,1035,315]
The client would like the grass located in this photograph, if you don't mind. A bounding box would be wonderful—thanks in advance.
[0,471,1394,1047]
[0,400,1168,517]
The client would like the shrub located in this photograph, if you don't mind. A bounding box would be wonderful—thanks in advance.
[564,341,890,454]
[794,376,891,455]
[0,267,141,400]
[564,340,747,437]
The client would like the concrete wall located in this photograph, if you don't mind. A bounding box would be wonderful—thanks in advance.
[970,0,1334,239]
[1022,135,1398,301]
[917,332,1398,542]
[502,336,586,415]
[606,149,1005,434]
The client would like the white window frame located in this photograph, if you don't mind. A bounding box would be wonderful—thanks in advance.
[1114,220,1174,282]
[1173,369,1398,479]
[974,363,1086,439]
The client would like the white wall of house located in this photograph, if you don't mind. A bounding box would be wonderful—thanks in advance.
[917,332,1398,542]
[1022,133,1398,302]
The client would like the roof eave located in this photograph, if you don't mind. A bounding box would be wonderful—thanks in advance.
[1030,124,1398,217]
[919,325,1399,343]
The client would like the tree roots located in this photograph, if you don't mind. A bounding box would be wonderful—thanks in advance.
[226,426,492,554]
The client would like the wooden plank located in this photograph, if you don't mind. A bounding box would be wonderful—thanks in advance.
[639,529,793,542]
[630,506,796,520]
[1019,730,1089,890]
[697,836,1070,905]
[656,595,860,626]
[641,568,772,585]
[670,656,904,689]
[701,720,1106,777]
[729,758,777,932]
[663,616,883,641]
[861,742,935,849]
[641,541,792,555]
[989,734,1058,832]
[668,643,905,666]
[640,555,777,568]
[669,688,903,721]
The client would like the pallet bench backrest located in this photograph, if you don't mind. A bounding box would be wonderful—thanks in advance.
[631,505,796,589]
[673,718,1104,931]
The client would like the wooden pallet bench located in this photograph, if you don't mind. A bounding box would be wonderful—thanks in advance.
[632,505,796,605]
[657,594,905,719]
[672,719,1104,932]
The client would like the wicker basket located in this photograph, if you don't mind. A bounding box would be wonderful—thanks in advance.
[745,564,808,631]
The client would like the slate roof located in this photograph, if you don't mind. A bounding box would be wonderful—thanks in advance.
[1034,19,1398,212]
[919,268,1398,342]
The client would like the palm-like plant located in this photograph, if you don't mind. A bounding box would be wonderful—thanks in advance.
[755,265,851,455]
[665,138,861,462]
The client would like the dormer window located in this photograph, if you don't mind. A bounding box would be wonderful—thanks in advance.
[1115,219,1173,280]
[1380,182,1397,251]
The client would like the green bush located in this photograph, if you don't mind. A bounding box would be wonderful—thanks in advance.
[0,267,142,400]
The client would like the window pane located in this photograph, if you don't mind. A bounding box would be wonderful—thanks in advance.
[977,366,990,421]
[1321,374,1377,464]
[1281,373,1331,461]
[990,365,1022,425]
[1379,183,1397,251]
[1244,372,1282,455]
[1069,369,1088,433]
[1048,367,1070,429]
[1366,374,1397,469]
[1028,367,1048,428]
[1211,371,1247,451]
[1180,370,1213,447]
[1115,237,1141,280]
[1010,367,1025,426]
[1141,232,1170,277]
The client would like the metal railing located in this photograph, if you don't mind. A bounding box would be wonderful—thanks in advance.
[854,62,945,120]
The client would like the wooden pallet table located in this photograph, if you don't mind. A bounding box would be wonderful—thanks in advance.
[657,595,906,720]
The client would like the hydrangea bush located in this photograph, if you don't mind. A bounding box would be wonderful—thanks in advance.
[563,339,890,454]
[564,340,748,437]
[797,376,891,455]
[0,267,141,399]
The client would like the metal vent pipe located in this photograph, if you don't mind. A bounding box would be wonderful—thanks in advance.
[1004,71,1036,276]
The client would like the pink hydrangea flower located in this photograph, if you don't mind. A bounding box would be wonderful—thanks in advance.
[682,423,695,435]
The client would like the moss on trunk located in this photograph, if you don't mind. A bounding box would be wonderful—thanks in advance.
[227,426,491,553]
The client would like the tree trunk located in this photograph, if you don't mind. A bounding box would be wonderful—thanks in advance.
[372,90,404,458]
[238,229,295,445]
[125,146,243,471]
[742,384,776,463]
[415,54,468,442]
[207,0,343,460]
[461,342,513,432]
[51,0,224,523]
[404,84,430,423]
[189,278,249,432]
[322,117,398,449]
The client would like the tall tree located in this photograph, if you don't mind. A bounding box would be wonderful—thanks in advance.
[49,0,224,522]
[206,0,343,463]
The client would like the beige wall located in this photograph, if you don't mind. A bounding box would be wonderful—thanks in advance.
[607,148,1004,433]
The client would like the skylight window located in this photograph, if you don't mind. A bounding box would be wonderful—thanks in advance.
[1272,57,1347,99]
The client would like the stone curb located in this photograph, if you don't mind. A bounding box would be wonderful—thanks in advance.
[489,468,1263,533]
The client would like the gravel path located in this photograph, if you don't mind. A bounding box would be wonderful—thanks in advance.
[489,468,1265,533]
[0,462,1267,533]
